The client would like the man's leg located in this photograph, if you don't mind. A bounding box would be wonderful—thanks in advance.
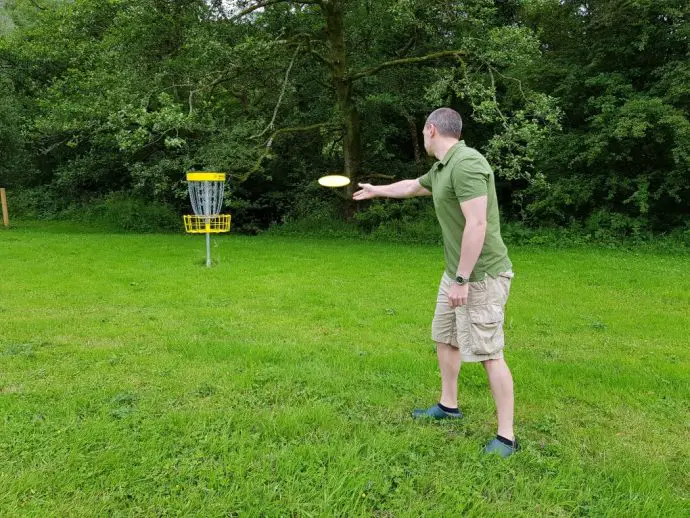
[437,341,461,408]
[412,342,462,419]
[482,357,514,440]
[413,273,463,420]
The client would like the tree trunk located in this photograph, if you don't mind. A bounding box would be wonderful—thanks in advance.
[323,0,362,214]
[404,112,421,164]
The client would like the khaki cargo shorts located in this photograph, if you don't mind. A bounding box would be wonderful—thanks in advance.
[431,271,514,363]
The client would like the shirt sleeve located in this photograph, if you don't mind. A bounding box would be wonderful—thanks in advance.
[418,171,432,191]
[451,156,490,203]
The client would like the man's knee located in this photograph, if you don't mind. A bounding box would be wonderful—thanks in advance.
[481,357,505,370]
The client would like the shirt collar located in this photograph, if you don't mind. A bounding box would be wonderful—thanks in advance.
[436,141,465,169]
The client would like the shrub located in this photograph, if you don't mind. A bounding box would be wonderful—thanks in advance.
[78,193,180,233]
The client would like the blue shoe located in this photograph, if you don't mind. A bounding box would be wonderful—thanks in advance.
[411,404,463,420]
[483,437,520,458]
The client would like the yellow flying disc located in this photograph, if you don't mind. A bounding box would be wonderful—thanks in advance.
[318,175,350,188]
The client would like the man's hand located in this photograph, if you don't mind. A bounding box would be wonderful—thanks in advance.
[353,183,378,201]
[447,283,469,308]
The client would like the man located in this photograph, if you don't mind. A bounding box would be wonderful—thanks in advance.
[352,107,518,457]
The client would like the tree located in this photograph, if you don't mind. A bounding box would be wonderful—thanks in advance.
[521,0,690,232]
[1,0,559,228]
[218,0,559,200]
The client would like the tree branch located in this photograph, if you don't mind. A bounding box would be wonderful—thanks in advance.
[360,172,395,181]
[310,49,332,68]
[487,65,508,127]
[282,33,332,68]
[395,35,416,57]
[489,65,528,101]
[347,50,467,82]
[40,138,69,155]
[28,0,45,11]
[228,0,322,22]
[263,122,334,149]
[237,122,335,182]
[251,43,302,139]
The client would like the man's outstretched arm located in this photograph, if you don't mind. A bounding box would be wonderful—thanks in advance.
[353,179,431,200]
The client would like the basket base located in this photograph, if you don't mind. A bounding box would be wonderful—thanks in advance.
[184,215,231,233]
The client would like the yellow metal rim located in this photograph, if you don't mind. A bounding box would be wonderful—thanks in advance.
[186,172,226,182]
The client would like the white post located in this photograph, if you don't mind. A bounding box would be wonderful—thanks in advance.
[206,232,211,267]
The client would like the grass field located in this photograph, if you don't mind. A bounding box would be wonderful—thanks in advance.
[1,222,689,516]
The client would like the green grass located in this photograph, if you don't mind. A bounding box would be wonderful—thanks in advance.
[1,222,689,517]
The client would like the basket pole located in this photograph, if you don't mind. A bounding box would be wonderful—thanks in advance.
[206,232,211,267]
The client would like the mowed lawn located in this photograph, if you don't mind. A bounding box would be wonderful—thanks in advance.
[1,223,688,517]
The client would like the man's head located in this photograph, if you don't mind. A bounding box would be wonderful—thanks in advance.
[423,108,462,157]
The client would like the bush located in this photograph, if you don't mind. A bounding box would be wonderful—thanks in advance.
[365,206,442,245]
[352,198,440,243]
[8,188,181,233]
[5,186,69,220]
[269,194,360,239]
[583,210,652,242]
[77,193,181,233]
[272,207,689,252]
[269,216,360,239]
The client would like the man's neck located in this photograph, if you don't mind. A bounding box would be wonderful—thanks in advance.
[435,139,460,161]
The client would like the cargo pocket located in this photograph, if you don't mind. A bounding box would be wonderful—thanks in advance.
[497,271,514,304]
[468,279,489,305]
[468,304,504,355]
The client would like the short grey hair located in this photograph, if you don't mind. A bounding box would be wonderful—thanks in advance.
[425,108,462,138]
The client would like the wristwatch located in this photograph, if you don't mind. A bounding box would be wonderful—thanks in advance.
[455,274,469,286]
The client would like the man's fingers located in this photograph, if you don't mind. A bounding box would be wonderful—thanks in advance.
[448,296,468,308]
[353,190,373,201]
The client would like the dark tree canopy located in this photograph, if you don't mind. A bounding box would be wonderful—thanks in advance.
[0,0,687,234]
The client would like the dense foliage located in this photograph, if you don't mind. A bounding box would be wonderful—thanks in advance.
[0,0,688,235]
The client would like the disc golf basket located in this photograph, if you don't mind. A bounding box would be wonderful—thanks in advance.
[183,172,231,267]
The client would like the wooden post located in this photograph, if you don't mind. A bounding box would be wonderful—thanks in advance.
[1,188,8,228]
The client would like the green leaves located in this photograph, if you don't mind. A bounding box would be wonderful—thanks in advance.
[108,94,191,154]
[520,0,690,231]
[3,0,688,234]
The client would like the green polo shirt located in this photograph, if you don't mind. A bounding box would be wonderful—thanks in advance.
[418,141,511,281]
